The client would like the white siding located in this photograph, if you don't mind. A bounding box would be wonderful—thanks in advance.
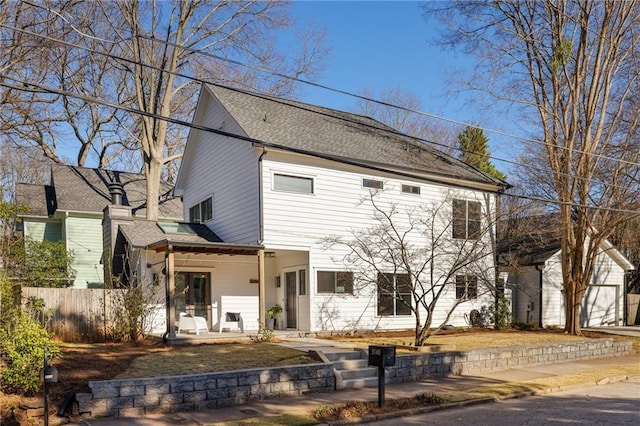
[24,219,62,242]
[179,91,260,244]
[65,215,104,288]
[261,154,497,332]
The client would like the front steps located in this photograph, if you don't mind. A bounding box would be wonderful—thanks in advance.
[323,349,379,390]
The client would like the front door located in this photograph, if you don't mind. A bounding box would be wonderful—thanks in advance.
[285,271,297,328]
[175,272,211,327]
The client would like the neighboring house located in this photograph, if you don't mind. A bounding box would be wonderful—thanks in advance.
[122,83,508,339]
[498,226,635,328]
[16,165,183,288]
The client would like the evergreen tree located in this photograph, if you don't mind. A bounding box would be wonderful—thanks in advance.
[457,126,506,181]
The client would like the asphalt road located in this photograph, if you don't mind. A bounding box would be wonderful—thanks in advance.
[368,377,640,425]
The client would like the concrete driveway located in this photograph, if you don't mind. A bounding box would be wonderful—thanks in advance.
[584,326,640,338]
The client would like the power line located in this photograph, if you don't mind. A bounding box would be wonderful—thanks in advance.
[1,75,638,215]
[2,22,638,196]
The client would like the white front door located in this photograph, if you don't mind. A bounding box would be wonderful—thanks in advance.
[283,267,308,329]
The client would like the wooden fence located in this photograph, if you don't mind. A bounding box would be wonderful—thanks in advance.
[628,294,640,326]
[21,287,127,342]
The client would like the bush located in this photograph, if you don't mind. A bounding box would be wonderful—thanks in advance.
[479,295,512,329]
[0,309,61,395]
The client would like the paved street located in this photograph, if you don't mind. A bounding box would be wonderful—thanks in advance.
[368,377,640,426]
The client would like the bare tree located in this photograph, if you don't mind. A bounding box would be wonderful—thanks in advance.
[428,0,640,335]
[324,192,498,346]
[1,0,327,219]
[351,86,459,156]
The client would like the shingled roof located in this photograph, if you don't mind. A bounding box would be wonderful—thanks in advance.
[18,165,183,219]
[207,84,507,189]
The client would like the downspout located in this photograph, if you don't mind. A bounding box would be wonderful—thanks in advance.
[258,147,267,244]
[536,264,545,327]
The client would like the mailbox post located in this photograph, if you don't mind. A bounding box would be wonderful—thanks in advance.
[368,345,396,407]
[41,349,58,426]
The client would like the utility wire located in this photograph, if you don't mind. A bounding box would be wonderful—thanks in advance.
[1,75,638,215]
[2,22,638,196]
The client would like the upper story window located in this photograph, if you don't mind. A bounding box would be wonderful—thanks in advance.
[273,173,314,194]
[452,199,481,240]
[189,196,213,223]
[317,271,353,294]
[377,272,412,316]
[455,275,478,300]
[363,178,384,189]
[401,184,420,195]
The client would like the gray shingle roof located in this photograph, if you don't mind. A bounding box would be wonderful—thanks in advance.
[47,165,182,218]
[208,84,505,187]
[15,183,56,217]
[497,231,562,267]
[119,221,223,248]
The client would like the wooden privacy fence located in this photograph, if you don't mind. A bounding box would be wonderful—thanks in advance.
[21,287,127,342]
[628,294,640,326]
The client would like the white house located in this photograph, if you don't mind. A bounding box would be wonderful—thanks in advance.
[121,83,508,339]
[498,228,635,328]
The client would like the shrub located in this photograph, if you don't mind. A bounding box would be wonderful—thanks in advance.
[479,295,512,329]
[0,309,60,395]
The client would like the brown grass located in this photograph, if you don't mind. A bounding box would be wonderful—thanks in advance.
[332,328,638,352]
[116,343,318,379]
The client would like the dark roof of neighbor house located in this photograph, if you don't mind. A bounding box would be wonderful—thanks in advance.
[497,231,563,267]
[17,165,183,219]
[206,84,507,189]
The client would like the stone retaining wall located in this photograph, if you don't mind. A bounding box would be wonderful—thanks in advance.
[76,363,334,417]
[386,338,633,384]
[76,338,632,418]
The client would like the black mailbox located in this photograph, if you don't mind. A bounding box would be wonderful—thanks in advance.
[368,345,396,367]
[42,365,58,383]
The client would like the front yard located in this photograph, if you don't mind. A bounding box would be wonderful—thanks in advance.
[1,328,637,425]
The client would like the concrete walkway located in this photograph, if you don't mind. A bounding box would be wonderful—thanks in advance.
[584,325,640,338]
[73,337,640,426]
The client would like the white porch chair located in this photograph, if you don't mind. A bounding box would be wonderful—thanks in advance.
[177,312,209,335]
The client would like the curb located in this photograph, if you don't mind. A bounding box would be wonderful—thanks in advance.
[323,375,633,425]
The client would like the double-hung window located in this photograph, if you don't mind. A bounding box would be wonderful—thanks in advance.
[377,273,412,316]
[452,199,481,240]
[455,275,478,300]
[189,196,213,223]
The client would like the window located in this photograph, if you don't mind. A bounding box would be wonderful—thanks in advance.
[317,271,353,294]
[189,196,213,223]
[402,184,420,195]
[456,275,478,300]
[452,199,481,240]
[363,178,384,189]
[274,173,314,194]
[377,273,412,316]
[299,269,307,296]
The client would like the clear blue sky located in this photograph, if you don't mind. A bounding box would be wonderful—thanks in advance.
[288,1,517,173]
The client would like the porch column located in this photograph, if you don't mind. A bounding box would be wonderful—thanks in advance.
[258,249,266,327]
[166,250,176,339]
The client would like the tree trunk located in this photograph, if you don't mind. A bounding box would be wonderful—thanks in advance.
[145,158,161,221]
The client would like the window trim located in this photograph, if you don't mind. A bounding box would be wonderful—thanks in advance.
[377,272,412,316]
[452,199,482,240]
[455,275,478,301]
[401,184,421,195]
[189,195,213,223]
[273,172,315,194]
[362,178,384,190]
[316,270,354,295]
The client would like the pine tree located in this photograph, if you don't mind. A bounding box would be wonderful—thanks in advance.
[457,126,506,181]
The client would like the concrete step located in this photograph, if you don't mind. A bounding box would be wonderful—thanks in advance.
[340,376,379,389]
[324,350,363,362]
[339,367,378,381]
[332,358,369,370]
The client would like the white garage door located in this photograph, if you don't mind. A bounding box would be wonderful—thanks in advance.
[581,285,619,327]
